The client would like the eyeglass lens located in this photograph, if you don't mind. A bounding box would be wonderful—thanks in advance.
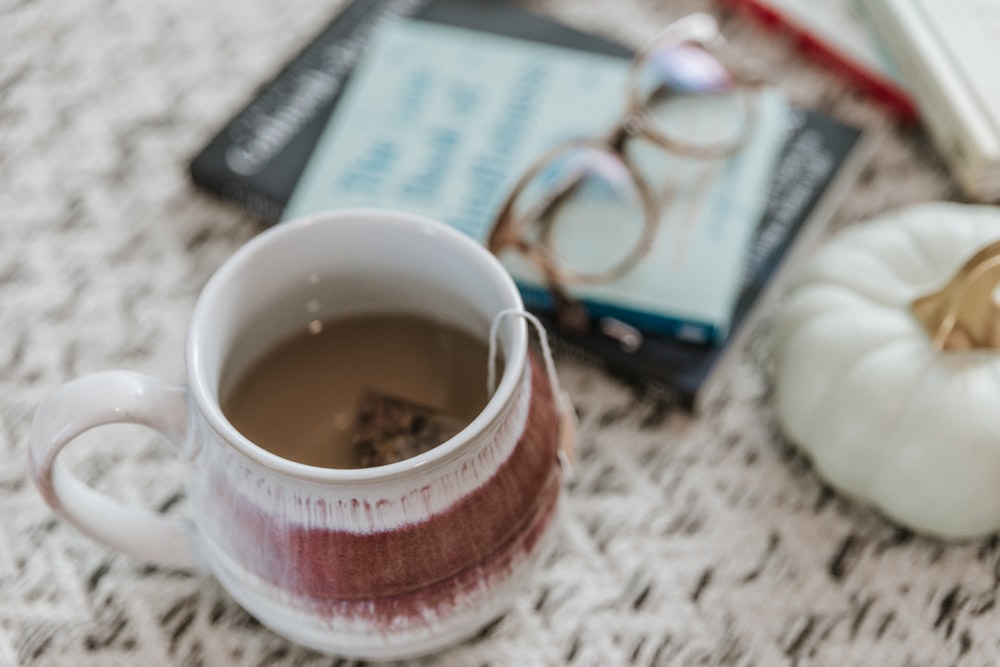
[631,41,751,155]
[510,144,649,280]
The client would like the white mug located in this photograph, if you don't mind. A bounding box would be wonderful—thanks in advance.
[29,209,569,660]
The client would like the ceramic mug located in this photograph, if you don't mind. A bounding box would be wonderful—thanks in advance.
[29,209,568,660]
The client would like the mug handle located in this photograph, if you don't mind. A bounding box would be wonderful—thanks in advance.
[29,370,203,570]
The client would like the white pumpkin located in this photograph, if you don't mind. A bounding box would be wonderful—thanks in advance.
[772,202,1000,540]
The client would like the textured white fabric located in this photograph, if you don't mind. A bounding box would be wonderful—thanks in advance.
[1,0,981,665]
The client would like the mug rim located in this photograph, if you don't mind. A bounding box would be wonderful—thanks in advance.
[186,207,528,482]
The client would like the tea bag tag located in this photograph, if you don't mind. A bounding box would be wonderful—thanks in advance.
[555,390,578,473]
[489,309,578,476]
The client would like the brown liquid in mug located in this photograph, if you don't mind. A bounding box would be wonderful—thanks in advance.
[222,313,494,469]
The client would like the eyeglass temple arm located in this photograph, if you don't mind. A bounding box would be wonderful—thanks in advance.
[487,160,594,334]
[544,265,590,334]
[524,168,603,334]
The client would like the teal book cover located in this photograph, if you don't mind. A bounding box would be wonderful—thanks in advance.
[282,17,790,343]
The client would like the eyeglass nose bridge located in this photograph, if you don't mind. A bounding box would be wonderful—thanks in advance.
[606,113,646,154]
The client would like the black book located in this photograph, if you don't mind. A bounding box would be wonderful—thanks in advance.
[189,0,868,408]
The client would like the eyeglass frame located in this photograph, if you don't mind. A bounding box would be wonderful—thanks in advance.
[485,12,766,333]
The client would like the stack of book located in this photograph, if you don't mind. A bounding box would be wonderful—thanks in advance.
[726,0,1000,203]
[190,0,870,408]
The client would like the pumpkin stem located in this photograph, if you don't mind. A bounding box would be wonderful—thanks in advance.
[910,239,1000,351]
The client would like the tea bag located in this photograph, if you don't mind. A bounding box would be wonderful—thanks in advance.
[349,390,466,467]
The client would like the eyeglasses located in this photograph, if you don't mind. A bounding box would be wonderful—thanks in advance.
[486,13,764,334]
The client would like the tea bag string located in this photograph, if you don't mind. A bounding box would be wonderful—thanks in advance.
[488,309,562,396]
[488,308,577,473]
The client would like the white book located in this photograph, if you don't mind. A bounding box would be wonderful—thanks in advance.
[863,0,1000,200]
